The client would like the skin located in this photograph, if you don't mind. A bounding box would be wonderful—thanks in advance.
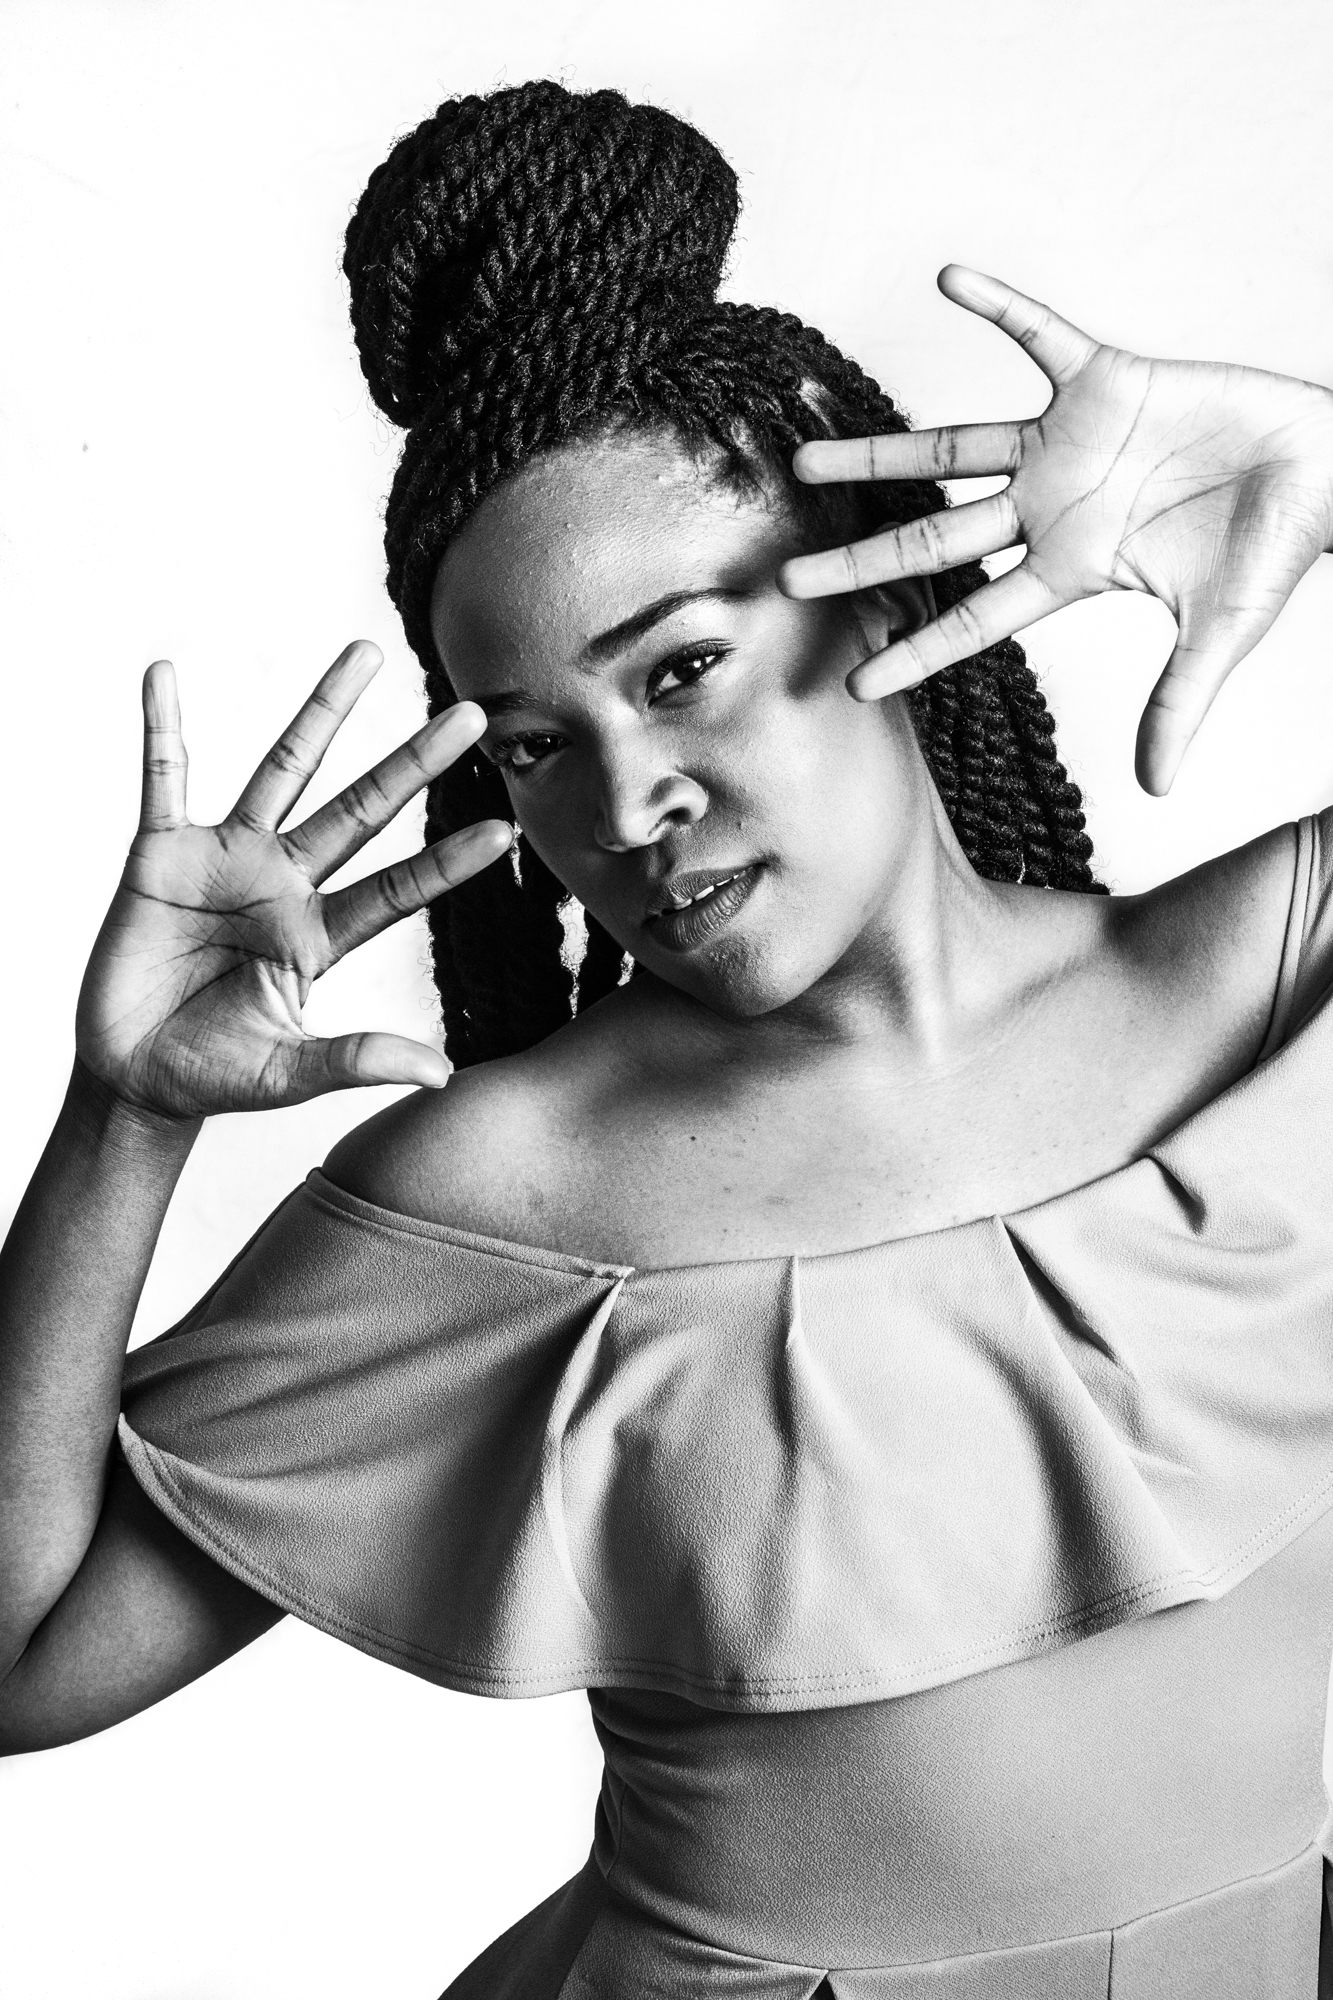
[2,275,1331,1752]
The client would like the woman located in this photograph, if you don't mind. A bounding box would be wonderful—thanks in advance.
[4,77,1333,1997]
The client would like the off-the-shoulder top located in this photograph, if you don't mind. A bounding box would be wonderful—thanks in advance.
[118,809,1333,1717]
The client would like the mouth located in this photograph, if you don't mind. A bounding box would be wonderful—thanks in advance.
[644,864,763,953]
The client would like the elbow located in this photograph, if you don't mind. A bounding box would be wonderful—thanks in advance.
[0,1641,66,1756]
[0,1655,124,1757]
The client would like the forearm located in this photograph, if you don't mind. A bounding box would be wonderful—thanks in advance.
[0,1059,200,1668]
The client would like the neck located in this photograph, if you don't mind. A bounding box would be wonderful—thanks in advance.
[635,783,1104,1088]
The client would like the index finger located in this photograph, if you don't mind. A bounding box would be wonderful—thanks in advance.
[793,422,1024,487]
[139,659,188,831]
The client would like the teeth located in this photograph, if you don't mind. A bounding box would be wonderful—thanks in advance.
[667,871,740,912]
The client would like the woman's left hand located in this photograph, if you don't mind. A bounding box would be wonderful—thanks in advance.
[778,266,1333,794]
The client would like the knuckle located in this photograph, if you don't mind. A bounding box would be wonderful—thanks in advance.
[333,1032,367,1078]
[401,736,435,779]
[341,780,380,832]
[949,598,986,651]
[268,736,312,778]
[379,868,416,918]
[1005,302,1044,352]
[895,635,925,679]
[915,513,946,569]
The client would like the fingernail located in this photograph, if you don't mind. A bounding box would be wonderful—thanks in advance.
[474,819,515,853]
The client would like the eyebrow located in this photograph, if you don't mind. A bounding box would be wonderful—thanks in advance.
[582,586,750,663]
[471,586,752,719]
[474,687,553,719]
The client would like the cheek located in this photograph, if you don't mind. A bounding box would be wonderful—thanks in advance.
[503,767,614,904]
[757,693,904,857]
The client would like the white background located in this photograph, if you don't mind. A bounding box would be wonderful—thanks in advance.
[4,1,1333,1994]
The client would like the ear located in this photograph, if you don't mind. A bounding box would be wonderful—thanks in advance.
[844,576,937,663]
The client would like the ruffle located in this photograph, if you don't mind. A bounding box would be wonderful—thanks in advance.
[118,812,1333,1712]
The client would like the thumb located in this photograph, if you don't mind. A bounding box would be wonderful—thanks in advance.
[287,1031,451,1099]
[1134,593,1286,797]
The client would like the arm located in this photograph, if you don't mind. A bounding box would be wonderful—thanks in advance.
[779,265,1333,796]
[0,646,510,1750]
[0,1065,289,1755]
[0,1068,198,1676]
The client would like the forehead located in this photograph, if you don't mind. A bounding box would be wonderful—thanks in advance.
[429,431,793,682]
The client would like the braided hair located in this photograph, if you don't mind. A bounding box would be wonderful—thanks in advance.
[344,79,1106,1069]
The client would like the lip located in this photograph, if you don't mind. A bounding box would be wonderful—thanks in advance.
[645,864,762,953]
[647,865,758,918]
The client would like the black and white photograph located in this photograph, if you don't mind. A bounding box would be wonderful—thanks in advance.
[4,2,1333,1994]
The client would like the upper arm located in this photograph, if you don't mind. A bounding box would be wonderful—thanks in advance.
[0,1451,282,1755]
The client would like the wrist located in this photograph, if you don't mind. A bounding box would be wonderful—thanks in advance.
[64,1056,204,1160]
[1315,384,1333,555]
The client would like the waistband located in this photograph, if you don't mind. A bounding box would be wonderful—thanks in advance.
[440,1841,1328,1998]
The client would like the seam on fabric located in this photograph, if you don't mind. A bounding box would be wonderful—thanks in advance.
[305,1170,635,1280]
[601,1767,629,1894]
[1256,814,1315,1065]
[541,1279,626,1622]
[603,1766,629,1884]
[820,1839,1319,1973]
[597,1874,830,1974]
[1104,1834,1322,1937]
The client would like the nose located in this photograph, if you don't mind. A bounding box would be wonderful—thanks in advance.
[591,740,708,852]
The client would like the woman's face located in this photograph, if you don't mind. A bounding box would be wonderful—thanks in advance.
[431,431,938,1021]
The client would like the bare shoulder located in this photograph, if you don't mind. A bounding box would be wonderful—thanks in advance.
[1113,811,1301,1046]
[321,995,636,1246]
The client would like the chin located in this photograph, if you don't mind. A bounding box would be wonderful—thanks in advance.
[643,932,830,1022]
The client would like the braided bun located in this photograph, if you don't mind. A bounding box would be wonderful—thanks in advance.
[344,79,740,429]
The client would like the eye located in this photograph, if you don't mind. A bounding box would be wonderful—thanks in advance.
[488,731,564,775]
[648,643,731,701]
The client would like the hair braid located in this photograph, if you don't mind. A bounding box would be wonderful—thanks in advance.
[344,80,1106,1068]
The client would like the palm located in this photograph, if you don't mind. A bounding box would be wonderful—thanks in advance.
[781,268,1333,793]
[1013,349,1327,608]
[76,645,511,1120]
[82,825,331,1116]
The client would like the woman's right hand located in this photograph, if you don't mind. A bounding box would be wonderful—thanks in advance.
[74,641,510,1120]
